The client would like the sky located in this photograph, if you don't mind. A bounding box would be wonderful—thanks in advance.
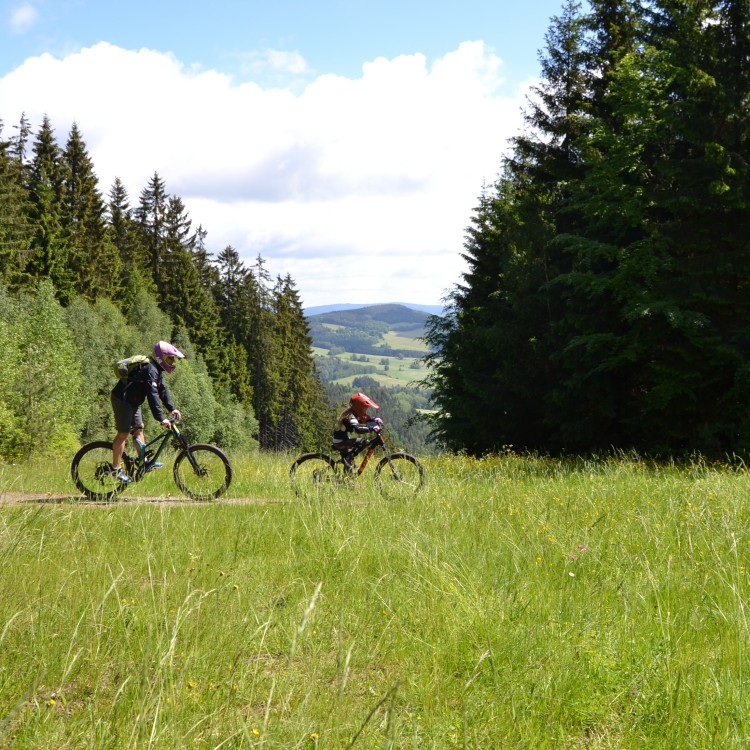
[0,0,564,309]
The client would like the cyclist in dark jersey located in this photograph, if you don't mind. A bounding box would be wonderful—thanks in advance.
[109,341,184,482]
[332,392,382,469]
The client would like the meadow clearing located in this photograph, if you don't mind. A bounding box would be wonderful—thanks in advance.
[1,450,750,748]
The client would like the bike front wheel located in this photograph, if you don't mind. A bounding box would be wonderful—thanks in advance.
[71,441,127,502]
[290,453,339,499]
[173,444,232,500]
[375,453,424,500]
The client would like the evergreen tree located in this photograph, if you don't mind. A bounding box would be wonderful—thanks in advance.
[26,116,73,300]
[154,198,231,385]
[423,179,556,452]
[214,245,256,405]
[425,1,593,453]
[0,283,24,456]
[108,176,149,291]
[250,255,283,449]
[61,122,122,300]
[269,274,329,450]
[215,245,250,335]
[0,118,33,287]
[135,171,168,290]
[11,113,31,162]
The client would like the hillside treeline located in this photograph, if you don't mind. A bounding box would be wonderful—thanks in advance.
[0,114,330,457]
[425,0,750,457]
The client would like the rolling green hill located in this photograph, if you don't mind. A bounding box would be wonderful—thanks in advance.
[307,303,431,358]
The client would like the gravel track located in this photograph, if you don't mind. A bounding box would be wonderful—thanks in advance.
[0,492,275,506]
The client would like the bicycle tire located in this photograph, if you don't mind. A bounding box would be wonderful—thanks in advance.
[71,441,126,502]
[172,443,232,500]
[375,452,424,500]
[289,453,339,499]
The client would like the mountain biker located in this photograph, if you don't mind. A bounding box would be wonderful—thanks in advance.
[332,392,383,470]
[109,341,185,483]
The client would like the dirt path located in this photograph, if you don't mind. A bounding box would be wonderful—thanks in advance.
[0,491,277,506]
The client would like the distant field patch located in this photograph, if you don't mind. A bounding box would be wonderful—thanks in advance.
[320,349,428,387]
[381,331,428,352]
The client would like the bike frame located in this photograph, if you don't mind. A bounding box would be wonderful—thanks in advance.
[125,420,195,478]
[341,432,391,476]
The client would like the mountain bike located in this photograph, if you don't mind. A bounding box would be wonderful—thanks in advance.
[290,428,424,501]
[71,418,232,502]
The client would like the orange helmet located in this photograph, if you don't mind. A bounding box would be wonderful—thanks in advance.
[350,392,379,418]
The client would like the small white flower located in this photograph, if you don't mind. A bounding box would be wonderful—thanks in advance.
[569,572,575,577]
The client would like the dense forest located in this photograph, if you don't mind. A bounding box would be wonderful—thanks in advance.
[424,0,750,458]
[0,113,333,458]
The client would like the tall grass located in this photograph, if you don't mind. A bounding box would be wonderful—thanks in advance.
[1,451,750,747]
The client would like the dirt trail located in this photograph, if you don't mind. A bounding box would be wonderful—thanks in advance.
[0,492,275,506]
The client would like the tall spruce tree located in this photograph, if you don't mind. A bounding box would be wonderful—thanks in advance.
[249,255,283,449]
[425,0,593,453]
[26,115,73,301]
[61,123,121,300]
[135,171,168,290]
[214,245,256,406]
[0,118,33,287]
[108,176,150,295]
[269,274,329,450]
[154,197,231,385]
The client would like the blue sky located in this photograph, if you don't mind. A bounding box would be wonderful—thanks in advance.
[1,0,565,307]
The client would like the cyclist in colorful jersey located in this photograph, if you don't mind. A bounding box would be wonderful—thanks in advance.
[109,340,184,483]
[332,392,383,470]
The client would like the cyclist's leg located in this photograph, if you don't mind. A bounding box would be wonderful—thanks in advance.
[112,431,129,469]
[129,408,145,455]
[332,439,355,470]
[111,396,139,474]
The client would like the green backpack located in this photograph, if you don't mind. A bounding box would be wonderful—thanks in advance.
[113,354,150,380]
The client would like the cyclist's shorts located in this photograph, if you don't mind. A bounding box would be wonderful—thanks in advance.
[111,394,144,433]
[332,438,365,453]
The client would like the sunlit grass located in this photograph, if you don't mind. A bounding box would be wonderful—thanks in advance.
[2,451,750,747]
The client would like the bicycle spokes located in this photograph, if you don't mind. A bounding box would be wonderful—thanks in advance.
[173,444,232,500]
[375,453,424,500]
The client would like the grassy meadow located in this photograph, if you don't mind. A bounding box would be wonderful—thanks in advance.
[2,451,750,748]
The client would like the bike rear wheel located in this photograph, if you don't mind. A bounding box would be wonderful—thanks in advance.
[290,453,339,499]
[71,441,127,502]
[173,444,232,500]
[375,453,424,500]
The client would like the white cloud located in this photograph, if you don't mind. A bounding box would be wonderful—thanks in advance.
[0,40,528,307]
[239,48,311,76]
[9,3,39,33]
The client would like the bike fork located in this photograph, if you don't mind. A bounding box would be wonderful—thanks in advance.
[184,446,206,475]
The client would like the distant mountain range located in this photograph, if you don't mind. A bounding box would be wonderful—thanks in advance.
[305,302,444,317]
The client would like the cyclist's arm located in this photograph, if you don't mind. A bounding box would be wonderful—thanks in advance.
[143,364,172,424]
[348,416,381,434]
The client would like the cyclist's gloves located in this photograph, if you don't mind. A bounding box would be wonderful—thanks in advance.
[370,417,383,432]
